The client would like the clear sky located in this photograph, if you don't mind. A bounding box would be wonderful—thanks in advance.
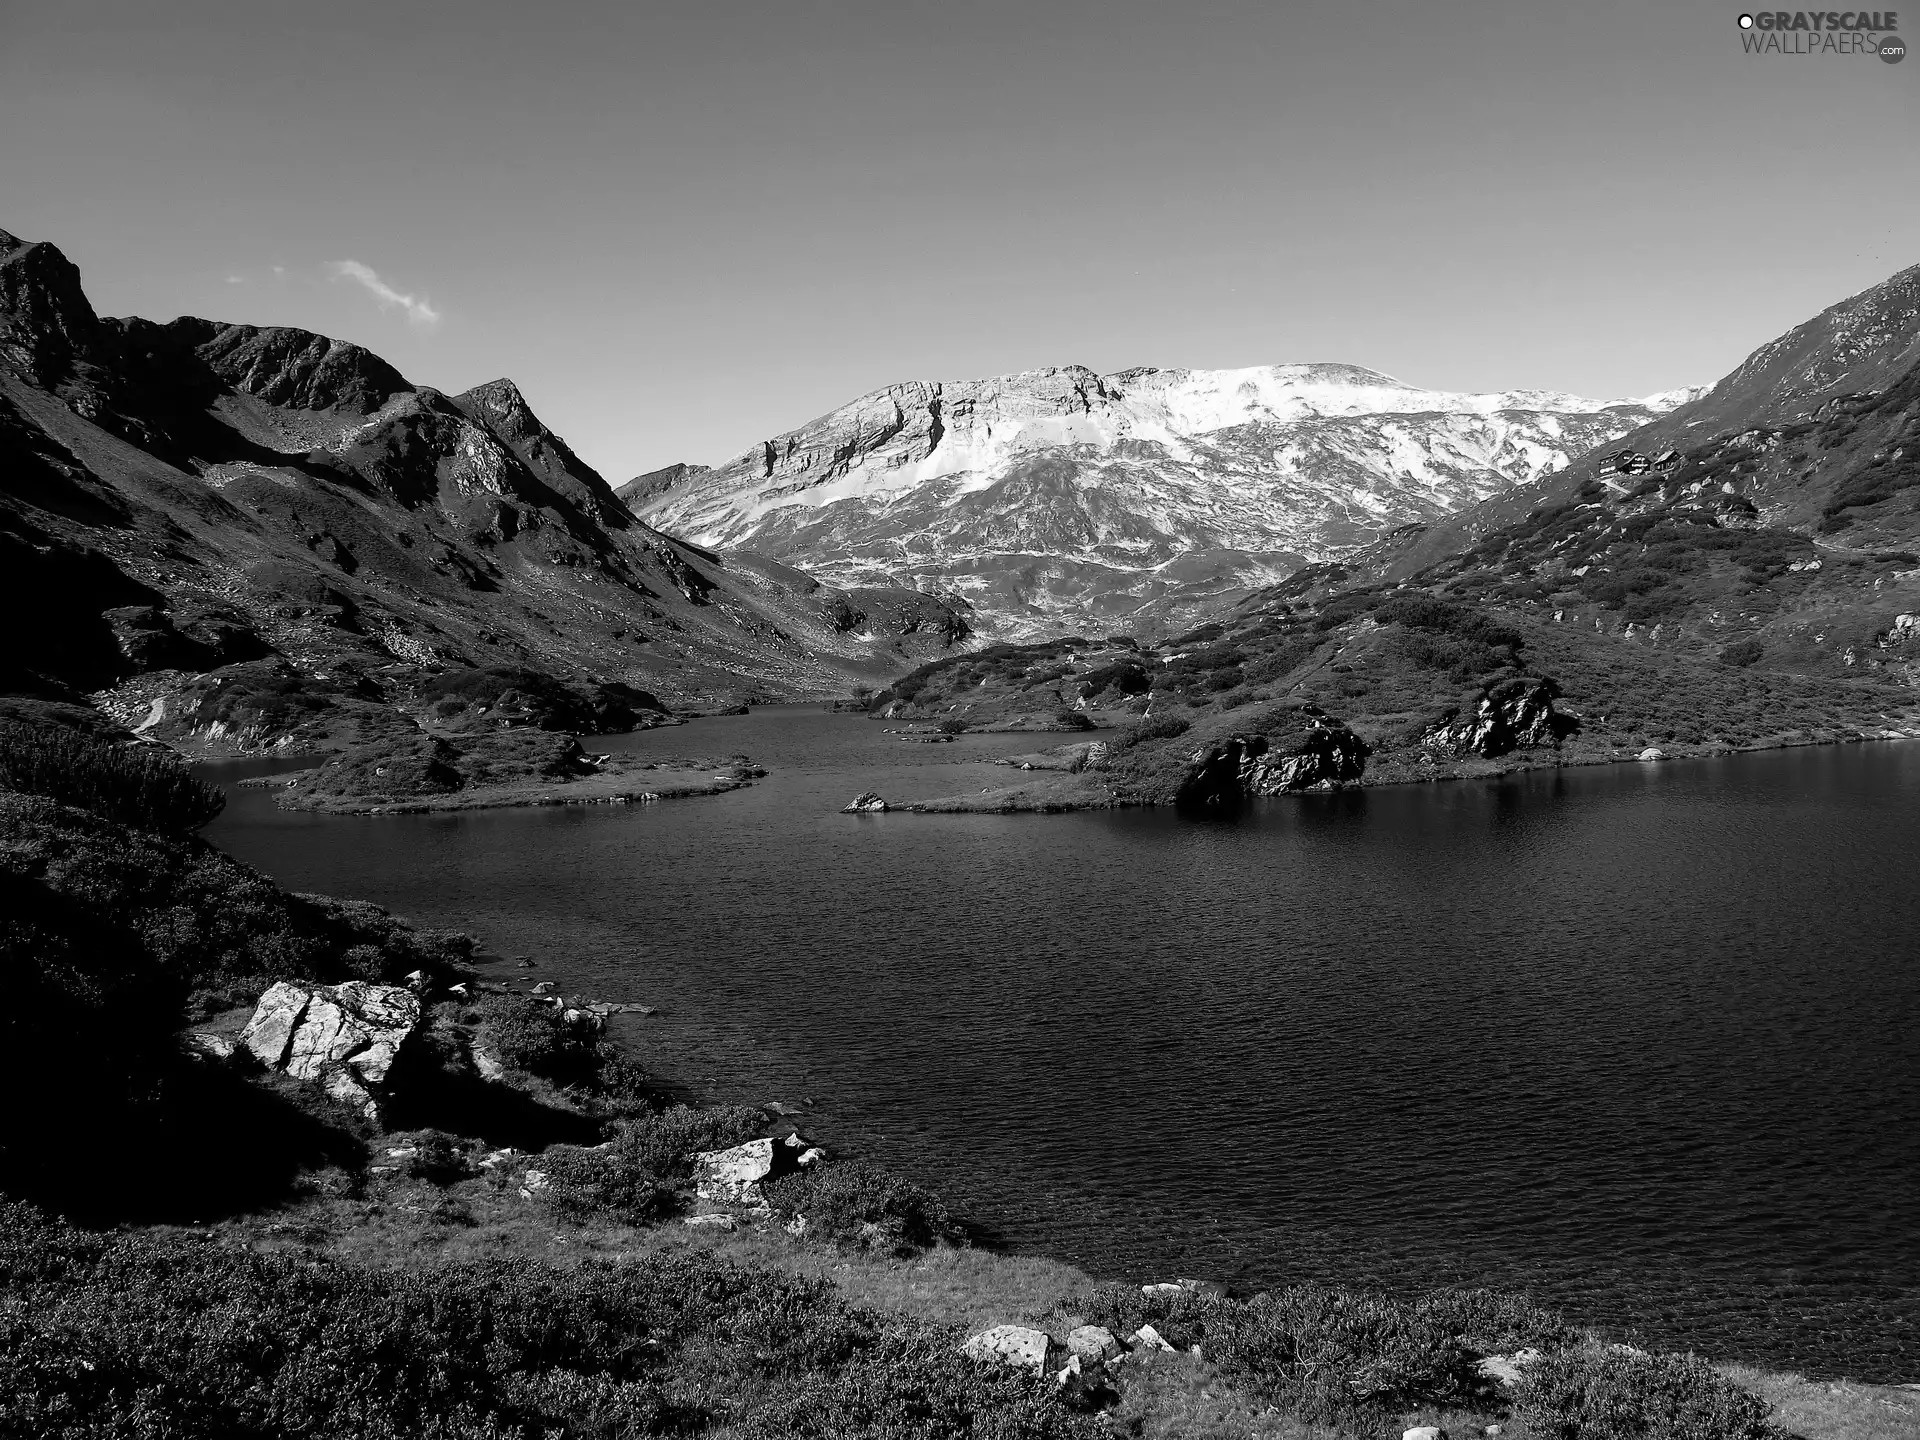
[2,0,1916,480]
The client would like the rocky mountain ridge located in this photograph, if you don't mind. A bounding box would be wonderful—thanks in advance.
[0,226,971,749]
[628,362,1699,639]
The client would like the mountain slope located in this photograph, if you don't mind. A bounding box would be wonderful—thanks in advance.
[0,227,968,749]
[628,362,1698,639]
[863,263,1920,807]
[1363,262,1920,579]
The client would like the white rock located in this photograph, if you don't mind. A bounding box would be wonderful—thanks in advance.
[1141,1282,1186,1299]
[961,1324,1052,1375]
[1477,1348,1540,1387]
[239,980,421,1118]
[522,1169,549,1192]
[1404,1428,1447,1440]
[684,1214,737,1231]
[841,791,888,813]
[183,1033,235,1061]
[1637,747,1666,761]
[693,1137,777,1204]
[1067,1325,1121,1363]
[1054,1354,1082,1387]
[1130,1324,1176,1353]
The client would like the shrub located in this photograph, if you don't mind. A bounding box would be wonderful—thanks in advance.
[1053,709,1096,731]
[935,716,968,734]
[1719,638,1765,668]
[610,1104,768,1181]
[1514,1348,1781,1440]
[481,996,600,1083]
[762,1160,959,1255]
[404,1129,473,1184]
[1081,1281,1574,1428]
[0,1205,1092,1439]
[0,722,224,832]
[1115,714,1190,749]
[537,1144,677,1224]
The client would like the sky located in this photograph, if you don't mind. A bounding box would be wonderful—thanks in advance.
[2,0,1916,480]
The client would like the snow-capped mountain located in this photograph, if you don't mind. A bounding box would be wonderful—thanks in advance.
[624,362,1701,638]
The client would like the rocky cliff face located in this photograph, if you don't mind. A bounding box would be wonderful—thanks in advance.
[1421,677,1576,759]
[630,362,1698,639]
[1172,717,1371,809]
[0,227,970,745]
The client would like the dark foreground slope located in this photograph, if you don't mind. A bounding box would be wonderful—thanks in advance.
[0,227,969,751]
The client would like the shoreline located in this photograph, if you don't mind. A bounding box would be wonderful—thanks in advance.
[244,759,760,815]
[899,726,1920,814]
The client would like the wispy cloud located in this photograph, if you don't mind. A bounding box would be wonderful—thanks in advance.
[324,259,441,329]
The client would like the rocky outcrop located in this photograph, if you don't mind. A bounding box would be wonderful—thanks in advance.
[1067,1326,1122,1364]
[1174,718,1370,809]
[1421,677,1576,758]
[692,1137,782,1205]
[240,980,422,1118]
[841,791,888,813]
[961,1325,1053,1375]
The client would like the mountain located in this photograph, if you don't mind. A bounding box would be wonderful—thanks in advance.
[1362,262,1920,580]
[0,227,969,749]
[861,262,1920,807]
[626,362,1699,640]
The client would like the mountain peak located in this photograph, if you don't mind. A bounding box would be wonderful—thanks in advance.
[0,228,103,386]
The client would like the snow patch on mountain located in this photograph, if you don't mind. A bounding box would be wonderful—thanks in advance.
[630,361,1701,639]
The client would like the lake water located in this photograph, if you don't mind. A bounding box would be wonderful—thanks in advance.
[203,710,1920,1381]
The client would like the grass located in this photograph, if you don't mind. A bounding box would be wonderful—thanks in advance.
[1722,1366,1920,1440]
[269,735,762,813]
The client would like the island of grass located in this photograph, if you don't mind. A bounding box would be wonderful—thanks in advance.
[253,725,763,814]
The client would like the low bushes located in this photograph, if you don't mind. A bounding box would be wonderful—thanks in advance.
[1082,1281,1575,1429]
[0,1204,1092,1440]
[762,1159,960,1255]
[532,1105,768,1224]
[0,721,224,832]
[1114,714,1190,749]
[1514,1347,1782,1440]
[474,996,655,1102]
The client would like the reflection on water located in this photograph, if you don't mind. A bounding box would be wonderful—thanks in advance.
[203,712,1920,1380]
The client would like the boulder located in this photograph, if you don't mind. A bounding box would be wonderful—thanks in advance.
[841,791,888,813]
[1177,1277,1230,1299]
[684,1213,737,1232]
[1067,1325,1122,1364]
[183,1033,235,1061]
[1141,1282,1186,1299]
[1130,1324,1176,1353]
[961,1324,1052,1375]
[1637,747,1666,761]
[1403,1429,1447,1440]
[1476,1348,1539,1387]
[693,1136,781,1204]
[1054,1354,1081,1387]
[240,980,421,1118]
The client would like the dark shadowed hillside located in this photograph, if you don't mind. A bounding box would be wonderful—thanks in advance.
[0,227,969,750]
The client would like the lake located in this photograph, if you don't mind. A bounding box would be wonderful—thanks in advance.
[203,710,1920,1381]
